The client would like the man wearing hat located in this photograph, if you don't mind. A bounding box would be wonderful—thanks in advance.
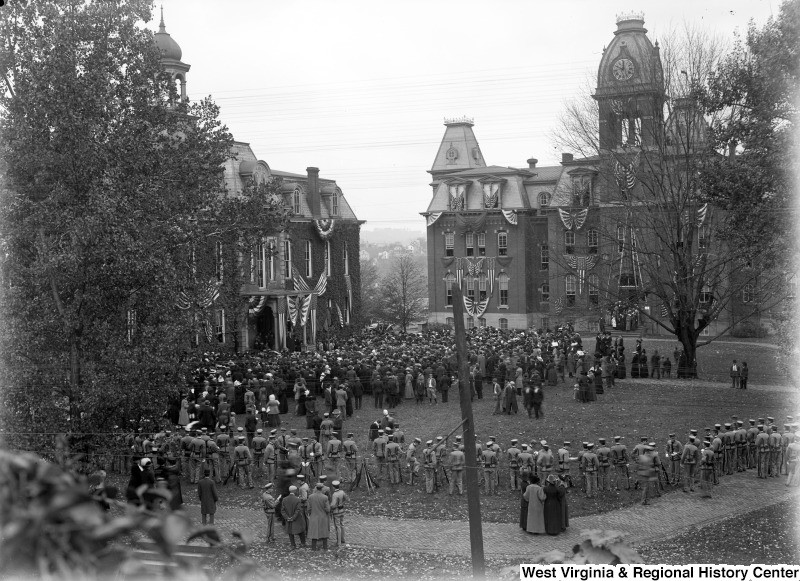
[448,441,465,495]
[216,426,232,484]
[781,424,794,475]
[768,423,782,477]
[610,437,629,491]
[317,475,332,502]
[233,436,254,489]
[405,437,421,486]
[189,429,207,485]
[281,486,307,549]
[481,442,498,495]
[596,438,612,492]
[665,433,683,486]
[734,420,748,472]
[755,424,770,478]
[507,439,522,491]
[536,441,555,482]
[339,433,356,483]
[385,434,402,484]
[261,483,277,543]
[681,436,699,492]
[251,429,267,478]
[581,443,599,498]
[421,440,437,493]
[372,429,388,481]
[637,444,656,505]
[722,423,734,475]
[699,441,714,498]
[326,432,343,481]
[307,482,332,551]
[330,481,348,546]
[747,420,759,470]
[710,426,723,484]
[319,413,334,455]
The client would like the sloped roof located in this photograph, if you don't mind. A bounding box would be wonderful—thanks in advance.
[430,120,486,174]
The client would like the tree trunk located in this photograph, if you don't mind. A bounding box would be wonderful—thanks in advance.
[677,328,698,379]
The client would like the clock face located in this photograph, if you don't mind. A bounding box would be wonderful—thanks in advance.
[612,58,635,81]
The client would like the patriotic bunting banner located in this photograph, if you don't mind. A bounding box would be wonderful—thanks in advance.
[426,212,442,227]
[501,209,518,225]
[300,294,312,326]
[558,208,589,231]
[336,303,345,327]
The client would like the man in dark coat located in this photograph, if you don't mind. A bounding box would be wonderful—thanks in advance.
[542,474,564,535]
[280,486,307,549]
[197,469,218,525]
[197,400,216,431]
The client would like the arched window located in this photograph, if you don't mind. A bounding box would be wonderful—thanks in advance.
[466,276,475,302]
[498,273,509,307]
[445,232,454,257]
[499,317,508,330]
[498,231,508,256]
[467,317,475,329]
[478,273,488,301]
[445,273,455,307]
[478,317,487,327]
[305,240,313,278]
[538,192,550,207]
[565,275,577,306]
[540,244,549,270]
[331,192,339,216]
[282,238,292,279]
[465,232,474,256]
[293,189,301,215]
[325,240,332,276]
[588,274,599,305]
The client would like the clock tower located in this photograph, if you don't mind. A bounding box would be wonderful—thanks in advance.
[594,13,664,153]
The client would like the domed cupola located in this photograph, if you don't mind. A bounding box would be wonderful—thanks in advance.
[595,13,664,98]
[154,7,191,102]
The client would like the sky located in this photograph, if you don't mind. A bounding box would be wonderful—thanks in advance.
[154,0,778,232]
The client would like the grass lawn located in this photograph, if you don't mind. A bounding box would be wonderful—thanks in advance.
[106,375,795,525]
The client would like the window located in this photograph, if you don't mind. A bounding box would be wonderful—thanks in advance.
[498,273,509,307]
[305,240,313,278]
[699,285,713,305]
[466,277,475,302]
[499,317,508,330]
[467,317,475,329]
[478,317,487,327]
[742,284,754,303]
[540,244,549,270]
[565,231,575,254]
[343,243,349,276]
[541,317,549,331]
[325,240,332,276]
[445,232,454,257]
[267,237,276,281]
[477,232,486,256]
[215,309,225,343]
[215,240,223,282]
[701,326,711,337]
[587,230,598,254]
[465,233,474,257]
[331,193,339,216]
[498,232,508,256]
[293,189,301,214]
[446,317,454,327]
[256,242,265,287]
[538,192,550,207]
[478,273,487,301]
[617,225,625,254]
[283,238,292,279]
[541,283,550,302]
[566,274,577,306]
[619,273,636,287]
[588,274,599,305]
[698,226,708,251]
[126,309,136,343]
[249,249,257,284]
[445,273,455,307]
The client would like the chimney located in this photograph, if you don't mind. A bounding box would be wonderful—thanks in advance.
[561,153,574,163]
[527,158,538,169]
[306,167,320,218]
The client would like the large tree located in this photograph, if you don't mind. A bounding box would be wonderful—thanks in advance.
[0,0,283,457]
[376,251,427,333]
[552,23,794,376]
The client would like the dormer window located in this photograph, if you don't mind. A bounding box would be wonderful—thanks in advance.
[482,183,500,209]
[448,184,466,211]
[572,176,592,206]
[538,192,550,207]
[331,192,339,216]
[293,188,301,214]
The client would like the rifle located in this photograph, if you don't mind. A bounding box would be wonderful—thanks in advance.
[658,462,670,491]
[623,463,631,489]
[223,464,236,486]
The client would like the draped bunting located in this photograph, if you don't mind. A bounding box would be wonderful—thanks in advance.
[277,296,287,349]
[313,272,328,296]
[661,303,669,318]
[300,294,312,326]
[465,257,484,277]
[558,208,589,231]
[248,295,267,316]
[287,296,299,326]
[426,212,443,227]
[336,303,345,327]
[697,203,708,226]
[292,265,311,292]
[448,184,466,211]
[614,152,640,192]
[483,183,500,209]
[564,254,598,294]
[487,257,495,295]
[501,209,518,225]
[455,258,463,287]
[314,219,336,239]
[553,296,565,315]
[175,279,220,310]
[474,296,490,318]
[454,212,488,235]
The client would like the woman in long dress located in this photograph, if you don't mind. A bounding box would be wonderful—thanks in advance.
[521,476,546,534]
[178,396,190,427]
[266,394,281,427]
[542,474,564,535]
[405,370,415,399]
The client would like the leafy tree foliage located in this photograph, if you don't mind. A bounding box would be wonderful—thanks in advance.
[0,0,286,456]
[359,258,380,323]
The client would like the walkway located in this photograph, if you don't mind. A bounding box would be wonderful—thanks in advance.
[181,472,799,558]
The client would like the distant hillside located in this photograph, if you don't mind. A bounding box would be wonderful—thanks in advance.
[361,228,425,245]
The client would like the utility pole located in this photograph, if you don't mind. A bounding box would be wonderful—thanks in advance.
[451,284,485,578]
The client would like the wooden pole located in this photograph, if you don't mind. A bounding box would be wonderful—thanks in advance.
[451,284,485,578]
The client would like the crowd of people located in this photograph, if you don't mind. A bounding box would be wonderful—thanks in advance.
[93,325,797,546]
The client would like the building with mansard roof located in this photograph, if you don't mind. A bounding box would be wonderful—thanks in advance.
[423,14,769,337]
[159,12,363,351]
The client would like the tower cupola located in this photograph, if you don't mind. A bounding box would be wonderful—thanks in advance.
[154,7,191,102]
